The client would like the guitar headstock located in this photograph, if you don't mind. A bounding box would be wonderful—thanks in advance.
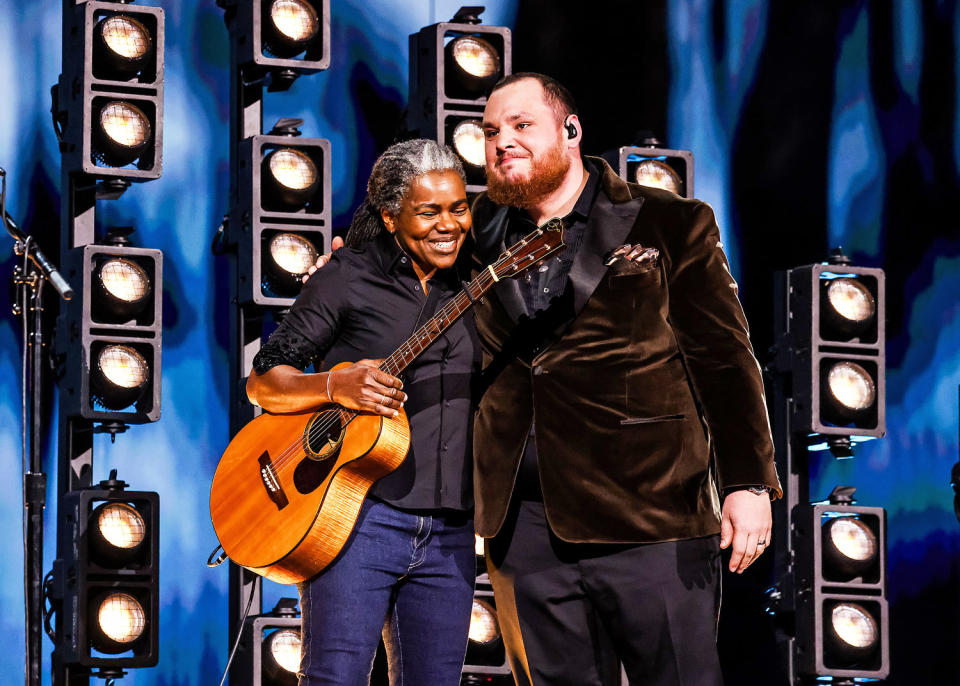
[492,218,566,281]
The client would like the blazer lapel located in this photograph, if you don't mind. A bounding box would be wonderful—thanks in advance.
[568,189,645,316]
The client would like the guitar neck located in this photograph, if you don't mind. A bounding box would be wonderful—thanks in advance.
[379,268,497,377]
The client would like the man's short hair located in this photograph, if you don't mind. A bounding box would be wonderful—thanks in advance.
[489,72,578,122]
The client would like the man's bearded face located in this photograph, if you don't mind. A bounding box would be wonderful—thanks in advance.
[486,134,571,208]
[482,78,574,208]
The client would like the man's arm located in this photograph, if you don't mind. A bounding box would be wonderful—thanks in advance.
[664,201,780,572]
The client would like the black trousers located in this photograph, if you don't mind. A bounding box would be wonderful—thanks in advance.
[486,500,723,686]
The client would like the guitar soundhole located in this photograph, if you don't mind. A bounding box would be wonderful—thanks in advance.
[303,410,345,462]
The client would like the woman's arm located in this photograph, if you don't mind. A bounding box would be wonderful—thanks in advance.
[246,360,406,417]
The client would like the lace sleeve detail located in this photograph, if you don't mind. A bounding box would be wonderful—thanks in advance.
[252,325,319,375]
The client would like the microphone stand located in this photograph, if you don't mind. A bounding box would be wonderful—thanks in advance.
[2,169,73,686]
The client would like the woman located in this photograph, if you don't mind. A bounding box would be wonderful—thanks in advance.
[246,139,478,685]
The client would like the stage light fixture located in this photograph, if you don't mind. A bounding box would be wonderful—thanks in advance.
[462,585,510,677]
[822,515,878,581]
[469,599,500,645]
[262,628,302,685]
[52,479,159,668]
[92,344,150,411]
[615,143,694,198]
[93,256,152,322]
[92,100,153,168]
[445,35,501,98]
[408,6,511,193]
[57,1,164,180]
[264,0,320,58]
[264,232,319,295]
[235,124,331,306]
[263,148,320,209]
[775,260,885,440]
[94,14,153,76]
[633,159,683,194]
[59,239,162,424]
[92,591,147,652]
[451,119,485,168]
[224,0,329,88]
[90,502,147,565]
[792,494,888,680]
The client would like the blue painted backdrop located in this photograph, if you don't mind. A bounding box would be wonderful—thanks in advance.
[0,1,957,684]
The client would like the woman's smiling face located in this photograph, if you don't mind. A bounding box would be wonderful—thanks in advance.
[381,170,472,281]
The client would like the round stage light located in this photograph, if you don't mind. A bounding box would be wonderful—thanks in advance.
[826,361,876,418]
[97,502,147,550]
[269,629,302,673]
[263,0,320,58]
[468,599,500,645]
[263,148,319,208]
[452,120,485,168]
[93,345,150,410]
[270,233,318,277]
[95,101,152,166]
[93,592,146,653]
[451,36,500,78]
[633,159,682,195]
[823,278,876,340]
[823,516,878,580]
[93,257,152,322]
[445,35,501,97]
[95,14,153,77]
[827,602,880,662]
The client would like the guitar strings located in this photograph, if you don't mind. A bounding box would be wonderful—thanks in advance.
[261,230,557,475]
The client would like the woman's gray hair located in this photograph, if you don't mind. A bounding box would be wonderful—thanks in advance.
[345,139,466,248]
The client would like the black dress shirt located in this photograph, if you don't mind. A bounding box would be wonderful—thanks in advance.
[252,231,480,512]
[502,160,601,501]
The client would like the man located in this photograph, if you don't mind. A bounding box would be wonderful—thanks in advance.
[470,73,781,686]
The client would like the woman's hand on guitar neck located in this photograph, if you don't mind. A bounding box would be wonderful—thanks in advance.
[327,360,407,417]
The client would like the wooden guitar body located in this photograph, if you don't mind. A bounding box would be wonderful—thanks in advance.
[209,362,410,584]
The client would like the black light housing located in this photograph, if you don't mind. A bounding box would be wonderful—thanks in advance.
[58,239,162,424]
[777,260,886,440]
[793,495,888,680]
[408,6,511,193]
[52,477,159,668]
[224,0,329,91]
[232,598,302,686]
[57,1,164,181]
[234,125,331,307]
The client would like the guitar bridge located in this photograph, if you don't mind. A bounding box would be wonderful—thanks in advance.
[258,451,288,510]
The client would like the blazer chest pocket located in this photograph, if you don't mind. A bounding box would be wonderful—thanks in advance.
[607,267,662,291]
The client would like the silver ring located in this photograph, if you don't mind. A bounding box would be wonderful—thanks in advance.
[379,393,386,407]
[757,539,766,546]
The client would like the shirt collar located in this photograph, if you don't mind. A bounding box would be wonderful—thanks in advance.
[371,230,459,289]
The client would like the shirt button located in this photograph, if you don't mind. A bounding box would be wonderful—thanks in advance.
[442,444,448,451]
[543,287,550,293]
[414,285,420,291]
[401,256,407,263]
[445,400,452,407]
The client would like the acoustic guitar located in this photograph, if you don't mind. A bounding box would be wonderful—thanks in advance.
[209,221,565,584]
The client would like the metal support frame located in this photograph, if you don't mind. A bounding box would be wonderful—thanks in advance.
[224,7,267,671]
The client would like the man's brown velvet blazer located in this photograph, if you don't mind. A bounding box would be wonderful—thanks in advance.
[469,157,781,544]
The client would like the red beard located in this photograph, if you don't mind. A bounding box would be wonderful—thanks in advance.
[486,140,571,208]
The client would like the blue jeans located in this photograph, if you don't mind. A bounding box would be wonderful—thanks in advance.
[298,499,475,685]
